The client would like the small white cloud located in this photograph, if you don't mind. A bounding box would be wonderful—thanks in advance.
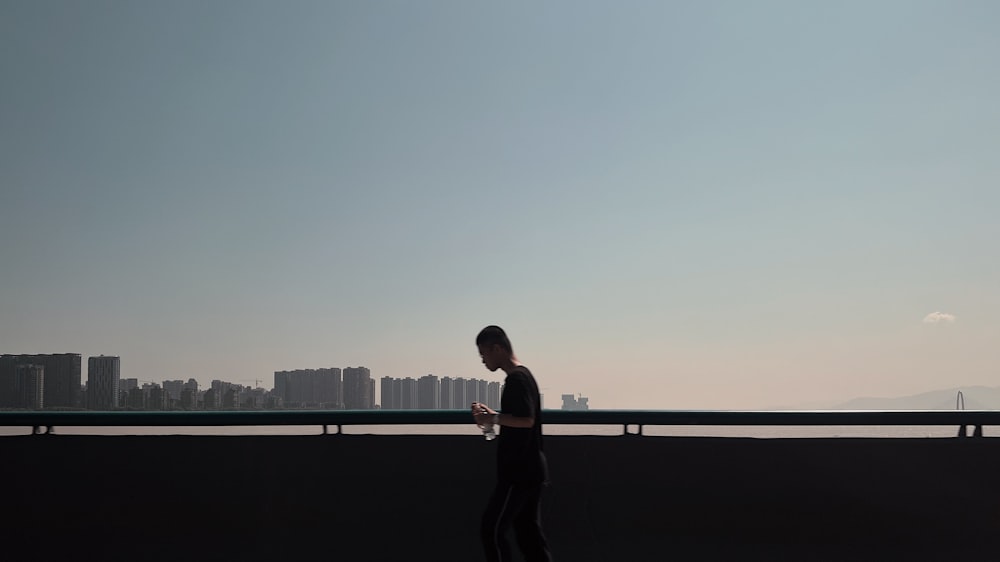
[923,311,956,324]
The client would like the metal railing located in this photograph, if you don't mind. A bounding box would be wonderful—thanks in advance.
[1,409,998,437]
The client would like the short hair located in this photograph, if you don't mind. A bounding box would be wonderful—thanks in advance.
[476,325,513,354]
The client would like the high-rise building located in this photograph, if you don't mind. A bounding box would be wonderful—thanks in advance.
[0,354,81,408]
[290,370,313,405]
[391,378,402,410]
[440,377,454,409]
[273,371,288,403]
[13,364,44,409]
[242,387,267,409]
[222,386,239,409]
[399,377,417,410]
[126,386,145,410]
[466,379,479,405]
[274,368,342,408]
[380,377,395,410]
[0,356,13,406]
[317,368,342,408]
[180,388,197,409]
[478,380,488,407]
[147,385,166,410]
[452,378,467,410]
[342,367,372,410]
[119,378,138,408]
[87,356,121,410]
[486,381,501,410]
[42,353,81,409]
[202,388,217,410]
[180,379,200,409]
[417,375,440,410]
[162,380,184,403]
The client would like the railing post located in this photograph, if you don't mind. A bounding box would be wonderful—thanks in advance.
[623,424,643,436]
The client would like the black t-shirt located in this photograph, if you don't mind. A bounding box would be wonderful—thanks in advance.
[497,366,548,484]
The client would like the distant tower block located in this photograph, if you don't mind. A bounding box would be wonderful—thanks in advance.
[14,364,45,409]
[88,355,121,410]
[343,366,372,409]
[561,393,589,411]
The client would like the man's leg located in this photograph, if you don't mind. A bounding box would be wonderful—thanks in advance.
[482,483,516,562]
[512,484,552,562]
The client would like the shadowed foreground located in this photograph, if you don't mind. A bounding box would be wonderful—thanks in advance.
[4,434,998,561]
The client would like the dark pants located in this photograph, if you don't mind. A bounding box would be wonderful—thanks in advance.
[481,482,553,562]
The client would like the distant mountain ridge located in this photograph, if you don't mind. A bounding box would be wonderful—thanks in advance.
[833,386,1000,410]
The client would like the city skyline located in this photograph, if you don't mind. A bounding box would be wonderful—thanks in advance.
[0,352,588,410]
[5,348,1000,411]
[2,2,998,409]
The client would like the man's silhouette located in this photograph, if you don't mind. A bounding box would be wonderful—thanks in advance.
[472,325,553,562]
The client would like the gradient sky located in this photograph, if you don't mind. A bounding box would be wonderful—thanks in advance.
[2,1,998,409]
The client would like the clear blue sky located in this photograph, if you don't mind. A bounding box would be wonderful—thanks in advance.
[2,1,998,408]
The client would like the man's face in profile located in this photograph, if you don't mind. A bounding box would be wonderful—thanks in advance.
[478,344,500,372]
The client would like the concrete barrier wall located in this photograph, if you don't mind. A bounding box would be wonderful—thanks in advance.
[3,434,999,561]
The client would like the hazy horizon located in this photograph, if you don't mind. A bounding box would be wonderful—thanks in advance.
[2,1,998,409]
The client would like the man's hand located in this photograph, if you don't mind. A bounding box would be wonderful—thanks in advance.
[471,402,497,427]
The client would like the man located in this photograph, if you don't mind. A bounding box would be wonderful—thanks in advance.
[472,325,553,562]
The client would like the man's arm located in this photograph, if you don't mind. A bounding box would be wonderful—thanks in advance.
[473,403,534,428]
[498,412,534,428]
